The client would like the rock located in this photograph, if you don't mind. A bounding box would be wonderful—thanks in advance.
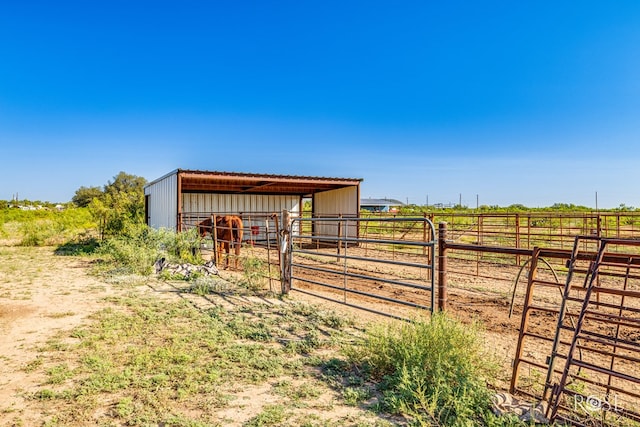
[154,258,219,278]
[492,392,549,424]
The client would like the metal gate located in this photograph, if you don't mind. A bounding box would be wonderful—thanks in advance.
[285,216,436,319]
[508,236,640,426]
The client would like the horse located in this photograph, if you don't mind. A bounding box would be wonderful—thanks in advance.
[197,215,244,269]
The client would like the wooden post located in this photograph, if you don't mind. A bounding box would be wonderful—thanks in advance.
[280,210,292,294]
[437,222,448,312]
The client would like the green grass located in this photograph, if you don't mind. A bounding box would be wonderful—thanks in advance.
[245,404,289,426]
[22,291,375,426]
[2,211,559,426]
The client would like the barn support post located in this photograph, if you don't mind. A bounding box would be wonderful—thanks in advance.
[437,222,448,311]
[280,210,292,294]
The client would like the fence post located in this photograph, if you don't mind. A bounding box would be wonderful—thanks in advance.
[438,222,448,312]
[423,213,427,256]
[515,213,521,265]
[280,210,292,294]
[212,215,218,266]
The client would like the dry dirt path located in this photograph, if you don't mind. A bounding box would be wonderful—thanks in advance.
[0,246,397,426]
[0,244,529,425]
[0,246,120,423]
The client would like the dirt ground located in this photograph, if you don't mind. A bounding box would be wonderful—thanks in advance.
[0,247,107,423]
[0,245,538,425]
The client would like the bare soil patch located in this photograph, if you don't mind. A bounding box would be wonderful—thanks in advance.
[0,246,398,426]
[0,243,570,425]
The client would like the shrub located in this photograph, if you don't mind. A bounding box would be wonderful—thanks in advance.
[97,226,203,275]
[346,313,504,426]
[241,256,267,290]
[19,220,50,246]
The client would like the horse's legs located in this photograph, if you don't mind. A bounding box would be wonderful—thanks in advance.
[216,243,223,268]
[219,242,230,269]
[233,239,241,269]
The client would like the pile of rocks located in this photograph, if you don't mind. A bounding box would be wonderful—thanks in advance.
[153,257,219,279]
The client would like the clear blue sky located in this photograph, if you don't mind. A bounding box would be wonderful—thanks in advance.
[1,1,639,208]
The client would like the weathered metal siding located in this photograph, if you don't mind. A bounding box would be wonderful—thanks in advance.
[182,193,301,216]
[313,186,359,237]
[144,172,178,230]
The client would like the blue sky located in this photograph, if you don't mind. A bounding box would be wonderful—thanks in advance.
[1,1,639,208]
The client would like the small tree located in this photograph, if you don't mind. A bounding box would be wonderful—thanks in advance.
[89,172,147,238]
[72,186,103,208]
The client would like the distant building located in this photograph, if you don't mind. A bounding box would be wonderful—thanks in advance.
[360,198,405,213]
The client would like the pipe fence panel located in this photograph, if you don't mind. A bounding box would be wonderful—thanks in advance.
[547,237,640,426]
[287,216,436,319]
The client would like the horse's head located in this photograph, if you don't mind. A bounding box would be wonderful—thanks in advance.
[197,217,213,237]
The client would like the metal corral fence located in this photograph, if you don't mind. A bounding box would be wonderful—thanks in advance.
[178,210,640,298]
[179,211,640,424]
[365,212,640,286]
[430,216,640,426]
[283,216,437,319]
[500,236,640,426]
[181,211,283,291]
[181,211,282,246]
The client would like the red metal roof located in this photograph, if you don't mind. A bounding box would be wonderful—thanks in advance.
[170,169,362,196]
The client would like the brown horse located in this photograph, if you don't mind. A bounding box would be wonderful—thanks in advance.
[197,215,244,269]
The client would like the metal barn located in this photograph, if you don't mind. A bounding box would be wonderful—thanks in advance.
[144,169,362,234]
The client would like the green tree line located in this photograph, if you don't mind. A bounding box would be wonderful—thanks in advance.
[1,171,147,245]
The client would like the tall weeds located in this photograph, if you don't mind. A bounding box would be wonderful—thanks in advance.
[0,207,95,246]
[346,313,505,426]
[97,226,203,275]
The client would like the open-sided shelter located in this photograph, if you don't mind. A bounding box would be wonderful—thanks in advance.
[144,169,362,231]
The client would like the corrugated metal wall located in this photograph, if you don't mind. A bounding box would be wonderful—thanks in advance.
[145,171,359,238]
[182,193,301,216]
[144,172,178,229]
[313,187,359,237]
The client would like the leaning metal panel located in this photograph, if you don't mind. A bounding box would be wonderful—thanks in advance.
[547,237,640,426]
[288,217,436,319]
[509,240,599,403]
[509,236,640,425]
